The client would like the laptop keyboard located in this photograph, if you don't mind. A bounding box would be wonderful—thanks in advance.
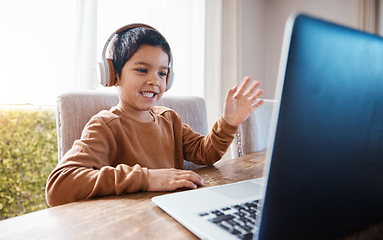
[197,200,259,240]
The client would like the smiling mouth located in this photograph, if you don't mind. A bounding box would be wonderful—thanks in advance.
[141,91,156,98]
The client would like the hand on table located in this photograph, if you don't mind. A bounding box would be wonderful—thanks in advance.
[147,168,204,191]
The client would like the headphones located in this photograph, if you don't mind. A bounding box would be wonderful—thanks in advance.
[98,23,174,91]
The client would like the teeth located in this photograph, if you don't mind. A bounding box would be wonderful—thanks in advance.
[142,92,155,97]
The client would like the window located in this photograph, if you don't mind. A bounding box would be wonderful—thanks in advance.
[0,0,205,106]
[0,0,76,105]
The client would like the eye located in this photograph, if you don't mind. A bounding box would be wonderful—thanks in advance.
[159,71,167,77]
[136,68,147,73]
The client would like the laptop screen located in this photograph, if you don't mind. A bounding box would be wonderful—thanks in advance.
[259,14,383,239]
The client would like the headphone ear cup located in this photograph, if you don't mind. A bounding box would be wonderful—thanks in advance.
[165,57,175,91]
[98,58,116,87]
[98,60,107,87]
[166,69,174,91]
[107,58,117,86]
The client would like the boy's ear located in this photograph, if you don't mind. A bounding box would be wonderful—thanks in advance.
[114,73,120,86]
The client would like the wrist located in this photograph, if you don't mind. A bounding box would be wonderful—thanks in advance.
[222,114,239,128]
[221,115,240,130]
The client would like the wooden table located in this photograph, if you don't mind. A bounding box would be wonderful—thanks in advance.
[0,152,266,240]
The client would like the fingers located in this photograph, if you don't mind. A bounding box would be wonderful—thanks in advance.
[222,76,264,127]
[226,85,238,101]
[234,76,251,97]
[252,98,264,110]
[234,76,262,100]
[177,179,199,189]
[174,170,204,188]
[243,79,260,96]
[249,88,263,104]
[147,168,204,192]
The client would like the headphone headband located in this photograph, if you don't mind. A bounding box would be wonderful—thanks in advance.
[98,23,174,90]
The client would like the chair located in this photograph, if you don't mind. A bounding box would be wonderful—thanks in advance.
[231,99,275,158]
[56,90,208,170]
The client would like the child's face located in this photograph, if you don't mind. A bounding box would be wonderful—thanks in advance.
[116,45,169,112]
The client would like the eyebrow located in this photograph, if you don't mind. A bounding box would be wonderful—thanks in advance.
[133,62,169,70]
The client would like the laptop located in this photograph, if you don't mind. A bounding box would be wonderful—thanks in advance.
[152,13,383,240]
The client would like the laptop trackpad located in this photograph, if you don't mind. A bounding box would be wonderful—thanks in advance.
[210,181,262,200]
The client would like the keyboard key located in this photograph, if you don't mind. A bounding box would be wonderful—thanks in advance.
[198,212,209,217]
[240,232,253,240]
[198,200,260,239]
[209,214,234,223]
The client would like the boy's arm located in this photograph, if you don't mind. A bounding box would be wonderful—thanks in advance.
[45,116,149,207]
[46,114,206,206]
[182,116,239,165]
[182,76,263,165]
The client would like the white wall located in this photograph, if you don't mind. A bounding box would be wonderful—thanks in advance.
[379,0,383,35]
[239,0,265,87]
[262,0,359,99]
[235,0,360,100]
[206,0,371,160]
[204,0,223,127]
[214,0,361,160]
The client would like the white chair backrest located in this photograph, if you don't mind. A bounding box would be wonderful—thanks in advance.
[231,99,275,158]
[56,91,208,170]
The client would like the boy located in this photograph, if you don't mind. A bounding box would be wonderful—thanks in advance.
[46,25,263,207]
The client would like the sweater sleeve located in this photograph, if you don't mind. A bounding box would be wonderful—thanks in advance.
[182,116,238,165]
[45,115,148,207]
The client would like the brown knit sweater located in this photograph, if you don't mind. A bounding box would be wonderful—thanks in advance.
[46,105,238,206]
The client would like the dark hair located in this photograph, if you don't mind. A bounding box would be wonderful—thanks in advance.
[110,27,172,77]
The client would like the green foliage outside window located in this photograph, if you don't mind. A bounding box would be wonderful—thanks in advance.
[0,109,57,220]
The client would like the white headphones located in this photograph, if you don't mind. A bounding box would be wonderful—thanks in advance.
[98,23,174,91]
